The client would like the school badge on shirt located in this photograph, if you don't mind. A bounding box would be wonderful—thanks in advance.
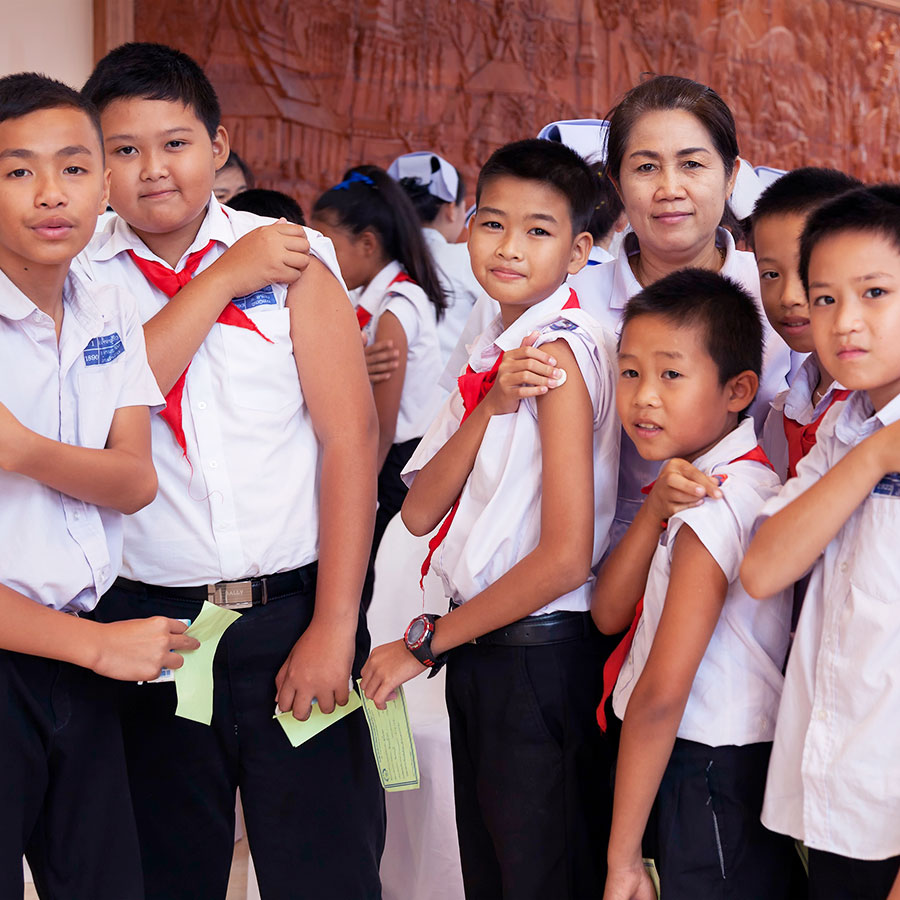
[83,332,124,366]
[873,472,900,497]
[232,285,277,311]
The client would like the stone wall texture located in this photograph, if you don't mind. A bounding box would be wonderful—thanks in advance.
[135,0,900,210]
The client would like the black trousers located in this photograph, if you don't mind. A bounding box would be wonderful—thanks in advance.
[445,625,618,900]
[95,571,385,900]
[649,738,796,900]
[808,848,900,900]
[0,649,143,900]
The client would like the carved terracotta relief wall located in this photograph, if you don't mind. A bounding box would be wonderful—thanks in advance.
[133,0,900,211]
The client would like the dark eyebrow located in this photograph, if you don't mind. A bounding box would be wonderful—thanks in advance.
[58,145,93,157]
[530,212,559,225]
[628,147,712,160]
[0,148,34,160]
[476,206,505,217]
[105,126,195,143]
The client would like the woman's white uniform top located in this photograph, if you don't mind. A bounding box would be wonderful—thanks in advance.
[0,267,163,611]
[759,390,900,861]
[76,198,346,587]
[612,418,792,746]
[421,228,481,367]
[569,227,792,545]
[402,282,620,616]
[355,259,443,443]
[761,353,848,481]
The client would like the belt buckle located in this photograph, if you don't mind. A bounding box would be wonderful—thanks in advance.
[208,580,254,609]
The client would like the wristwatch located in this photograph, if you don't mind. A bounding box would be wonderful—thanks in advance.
[404,613,448,677]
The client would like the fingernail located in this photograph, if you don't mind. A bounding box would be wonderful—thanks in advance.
[548,358,558,366]
[546,380,557,388]
[552,368,562,378]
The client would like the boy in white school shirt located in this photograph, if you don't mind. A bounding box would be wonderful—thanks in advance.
[0,73,198,900]
[743,185,900,900]
[79,43,384,900]
[362,138,621,899]
[593,269,795,900]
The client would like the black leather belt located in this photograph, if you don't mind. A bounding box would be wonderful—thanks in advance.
[450,602,592,646]
[114,561,318,610]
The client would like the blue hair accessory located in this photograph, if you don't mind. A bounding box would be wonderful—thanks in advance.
[331,172,375,191]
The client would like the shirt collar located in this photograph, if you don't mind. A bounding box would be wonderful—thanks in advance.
[610,227,739,311]
[422,227,448,248]
[781,353,845,422]
[89,194,232,269]
[691,417,759,476]
[356,260,403,314]
[0,266,103,334]
[467,282,572,371]
[588,244,615,265]
[835,389,900,444]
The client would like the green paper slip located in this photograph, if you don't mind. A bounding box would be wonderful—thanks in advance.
[274,691,362,747]
[356,679,420,792]
[174,601,241,725]
[643,858,661,897]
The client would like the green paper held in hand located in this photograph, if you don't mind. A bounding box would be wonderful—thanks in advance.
[174,601,241,725]
[274,690,362,747]
[356,679,420,792]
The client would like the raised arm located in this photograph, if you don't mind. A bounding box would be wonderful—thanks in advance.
[604,526,727,900]
[0,402,156,515]
[364,337,596,705]
[741,418,900,598]
[274,257,379,719]
[592,458,723,635]
[143,221,310,393]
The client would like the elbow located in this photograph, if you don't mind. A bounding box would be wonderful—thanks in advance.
[591,601,635,637]
[400,500,434,538]
[553,547,593,598]
[119,465,158,515]
[739,555,769,600]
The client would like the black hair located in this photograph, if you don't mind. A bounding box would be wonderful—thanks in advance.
[220,150,255,189]
[799,183,900,292]
[397,158,466,225]
[476,138,597,235]
[82,42,221,139]
[587,159,625,243]
[621,268,763,401]
[752,167,862,232]
[314,166,447,319]
[227,188,304,224]
[0,72,103,149]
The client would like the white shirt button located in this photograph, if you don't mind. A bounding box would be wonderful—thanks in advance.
[209,459,218,469]
[197,401,207,410]
[840,561,849,573]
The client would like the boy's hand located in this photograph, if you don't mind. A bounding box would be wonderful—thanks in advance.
[91,617,199,682]
[644,458,723,523]
[364,336,401,384]
[603,863,657,900]
[359,640,427,709]
[0,402,30,473]
[208,219,310,300]
[274,620,355,721]
[484,331,566,416]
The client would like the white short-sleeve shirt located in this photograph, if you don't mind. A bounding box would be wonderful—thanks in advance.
[402,282,620,615]
[759,390,900,860]
[612,418,792,746]
[0,268,163,612]
[76,197,348,587]
[421,228,481,367]
[355,260,443,443]
[761,353,848,482]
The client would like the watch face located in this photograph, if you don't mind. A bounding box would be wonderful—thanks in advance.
[406,618,426,648]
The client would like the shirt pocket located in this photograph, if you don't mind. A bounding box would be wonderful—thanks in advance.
[848,492,900,604]
[220,307,302,413]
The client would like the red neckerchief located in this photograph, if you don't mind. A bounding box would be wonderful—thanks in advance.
[783,389,851,478]
[597,442,774,732]
[356,270,418,331]
[419,288,581,592]
[127,241,272,458]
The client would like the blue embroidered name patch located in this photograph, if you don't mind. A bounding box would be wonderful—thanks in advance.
[873,472,900,498]
[547,320,579,332]
[83,332,124,366]
[232,285,277,310]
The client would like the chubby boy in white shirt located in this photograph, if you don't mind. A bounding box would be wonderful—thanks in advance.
[594,269,795,900]
[78,42,384,900]
[743,185,900,900]
[362,138,620,899]
[0,73,199,899]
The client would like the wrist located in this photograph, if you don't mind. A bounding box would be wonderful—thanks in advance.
[70,617,104,671]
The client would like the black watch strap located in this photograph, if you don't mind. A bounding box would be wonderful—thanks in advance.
[404,613,448,675]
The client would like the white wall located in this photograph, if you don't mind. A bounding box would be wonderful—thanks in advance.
[0,0,93,88]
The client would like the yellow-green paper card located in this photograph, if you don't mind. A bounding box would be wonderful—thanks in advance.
[356,679,420,792]
[174,601,241,725]
[275,691,362,747]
